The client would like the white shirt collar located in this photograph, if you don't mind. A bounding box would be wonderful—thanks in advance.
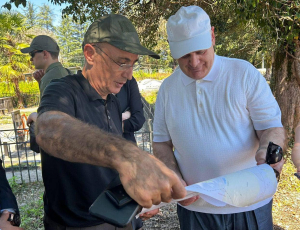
[180,54,221,86]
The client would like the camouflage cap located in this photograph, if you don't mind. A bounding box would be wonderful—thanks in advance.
[83,14,160,59]
[21,35,59,53]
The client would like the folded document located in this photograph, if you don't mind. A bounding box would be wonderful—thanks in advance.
[140,164,277,214]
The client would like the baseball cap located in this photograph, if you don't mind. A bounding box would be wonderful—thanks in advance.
[21,35,59,53]
[167,6,212,59]
[83,14,160,59]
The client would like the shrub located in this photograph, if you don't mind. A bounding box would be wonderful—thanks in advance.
[141,90,158,105]
[133,70,170,81]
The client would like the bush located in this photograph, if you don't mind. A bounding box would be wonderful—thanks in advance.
[0,81,39,95]
[134,70,170,81]
[141,90,158,105]
[0,81,40,108]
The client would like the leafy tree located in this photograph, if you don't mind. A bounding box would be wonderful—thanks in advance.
[36,3,55,32]
[3,0,300,134]
[22,1,37,27]
[0,11,32,108]
[56,15,89,67]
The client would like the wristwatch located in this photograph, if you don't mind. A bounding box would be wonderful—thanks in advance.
[7,213,21,226]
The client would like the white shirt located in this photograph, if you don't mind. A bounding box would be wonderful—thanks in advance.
[153,55,282,214]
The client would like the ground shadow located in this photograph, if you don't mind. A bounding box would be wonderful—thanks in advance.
[274,225,285,230]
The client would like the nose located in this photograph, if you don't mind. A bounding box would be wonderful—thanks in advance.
[189,53,200,67]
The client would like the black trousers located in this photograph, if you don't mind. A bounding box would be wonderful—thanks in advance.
[177,200,273,230]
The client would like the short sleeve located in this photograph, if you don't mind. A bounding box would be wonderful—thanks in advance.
[38,80,75,117]
[153,85,171,142]
[246,70,282,130]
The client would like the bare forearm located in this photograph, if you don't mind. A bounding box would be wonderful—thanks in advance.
[36,111,187,208]
[256,127,287,151]
[36,111,140,168]
[153,141,182,178]
[255,127,287,164]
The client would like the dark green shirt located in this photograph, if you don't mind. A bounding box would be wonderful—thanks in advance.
[39,62,69,97]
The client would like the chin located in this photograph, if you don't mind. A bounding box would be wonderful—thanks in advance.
[111,88,122,95]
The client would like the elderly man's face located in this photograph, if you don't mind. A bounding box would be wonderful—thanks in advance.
[177,29,215,80]
[89,43,138,99]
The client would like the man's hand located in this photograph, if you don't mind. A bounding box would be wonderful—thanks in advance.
[118,153,186,208]
[122,111,131,121]
[0,211,23,230]
[256,148,285,174]
[26,112,38,126]
[33,69,44,83]
[139,208,159,221]
[177,179,199,206]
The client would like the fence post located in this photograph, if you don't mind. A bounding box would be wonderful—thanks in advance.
[3,142,8,156]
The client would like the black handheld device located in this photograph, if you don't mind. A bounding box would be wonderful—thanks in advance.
[266,142,283,181]
[89,177,140,228]
[105,184,133,207]
[294,173,300,180]
[266,142,283,164]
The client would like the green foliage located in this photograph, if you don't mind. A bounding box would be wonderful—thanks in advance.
[134,70,170,81]
[20,193,44,229]
[236,0,300,53]
[0,81,39,94]
[141,90,158,105]
[8,176,22,194]
[22,1,38,27]
[36,3,55,32]
[56,15,89,67]
[14,182,44,230]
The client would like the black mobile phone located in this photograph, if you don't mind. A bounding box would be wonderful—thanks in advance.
[266,142,283,181]
[89,180,140,228]
[266,142,283,164]
[294,173,300,180]
[105,184,133,207]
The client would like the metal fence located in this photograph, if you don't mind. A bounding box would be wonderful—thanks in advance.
[0,128,153,184]
[0,127,41,183]
[1,95,154,183]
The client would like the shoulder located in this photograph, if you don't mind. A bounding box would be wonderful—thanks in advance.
[45,74,82,94]
[219,56,257,72]
[159,67,182,91]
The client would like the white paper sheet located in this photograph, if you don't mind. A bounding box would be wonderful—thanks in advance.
[139,164,277,214]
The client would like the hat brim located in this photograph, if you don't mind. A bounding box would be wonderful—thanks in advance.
[169,30,212,59]
[109,41,160,59]
[20,47,35,53]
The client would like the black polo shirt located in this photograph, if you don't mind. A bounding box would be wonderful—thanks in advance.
[38,73,122,227]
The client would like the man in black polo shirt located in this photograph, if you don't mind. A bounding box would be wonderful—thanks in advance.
[35,14,186,229]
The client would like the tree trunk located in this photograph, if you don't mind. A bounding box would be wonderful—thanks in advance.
[272,41,300,139]
[12,78,24,108]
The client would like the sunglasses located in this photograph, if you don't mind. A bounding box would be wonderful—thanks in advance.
[29,50,43,58]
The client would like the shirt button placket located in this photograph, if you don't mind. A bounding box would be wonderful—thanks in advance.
[196,80,203,113]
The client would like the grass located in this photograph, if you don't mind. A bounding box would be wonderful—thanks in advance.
[9,157,300,230]
[10,179,44,230]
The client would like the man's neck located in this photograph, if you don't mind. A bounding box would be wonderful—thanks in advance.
[82,68,108,100]
[43,59,59,72]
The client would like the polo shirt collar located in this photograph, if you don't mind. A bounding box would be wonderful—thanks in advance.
[180,54,221,86]
[45,62,63,73]
[77,73,114,103]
